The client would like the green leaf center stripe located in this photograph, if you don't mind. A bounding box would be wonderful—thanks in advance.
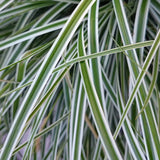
[53,40,153,73]
[0,18,67,51]
[78,25,122,160]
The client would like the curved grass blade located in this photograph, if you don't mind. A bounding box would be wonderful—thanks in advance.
[69,71,81,157]
[0,40,53,72]
[88,0,105,106]
[78,25,122,160]
[0,2,56,19]
[0,0,14,12]
[133,0,150,63]
[53,40,153,73]
[92,139,101,160]
[136,50,159,119]
[0,18,66,51]
[116,78,146,160]
[71,73,86,160]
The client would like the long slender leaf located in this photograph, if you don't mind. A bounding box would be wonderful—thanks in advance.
[78,25,122,160]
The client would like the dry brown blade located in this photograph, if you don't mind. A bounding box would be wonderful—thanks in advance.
[85,115,98,139]
[35,116,48,151]
[0,79,19,84]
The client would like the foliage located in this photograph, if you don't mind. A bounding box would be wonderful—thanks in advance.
[0,0,160,159]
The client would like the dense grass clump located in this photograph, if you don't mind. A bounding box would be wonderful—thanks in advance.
[0,0,160,159]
